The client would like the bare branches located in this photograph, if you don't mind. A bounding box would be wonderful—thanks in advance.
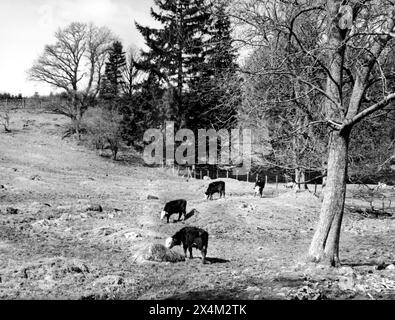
[28,22,115,139]
[28,22,114,98]
[342,92,395,132]
[121,46,144,97]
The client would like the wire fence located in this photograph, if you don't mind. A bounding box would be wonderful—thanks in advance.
[163,163,324,189]
[0,97,64,111]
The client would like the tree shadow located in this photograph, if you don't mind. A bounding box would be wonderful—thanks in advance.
[204,257,230,264]
[164,288,243,300]
[342,261,389,269]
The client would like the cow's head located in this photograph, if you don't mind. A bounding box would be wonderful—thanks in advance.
[160,210,167,220]
[165,237,175,249]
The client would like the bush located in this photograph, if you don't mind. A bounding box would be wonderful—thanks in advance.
[0,111,10,133]
[83,106,123,160]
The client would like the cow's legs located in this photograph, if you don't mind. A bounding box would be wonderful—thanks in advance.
[183,245,188,258]
[201,247,207,264]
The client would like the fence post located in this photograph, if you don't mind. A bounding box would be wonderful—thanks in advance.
[226,170,229,179]
[236,170,239,180]
[216,170,219,179]
[200,170,202,179]
[207,170,209,178]
[265,175,268,186]
[247,172,249,182]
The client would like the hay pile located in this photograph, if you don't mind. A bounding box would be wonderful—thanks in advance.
[133,243,185,263]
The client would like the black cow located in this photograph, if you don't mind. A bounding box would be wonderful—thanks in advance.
[160,199,187,223]
[254,178,265,198]
[165,226,208,264]
[205,181,225,200]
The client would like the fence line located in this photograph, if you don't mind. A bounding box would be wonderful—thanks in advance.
[166,163,324,187]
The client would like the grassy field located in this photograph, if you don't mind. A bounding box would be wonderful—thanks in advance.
[0,108,394,300]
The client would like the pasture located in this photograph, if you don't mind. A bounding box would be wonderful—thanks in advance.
[0,108,394,300]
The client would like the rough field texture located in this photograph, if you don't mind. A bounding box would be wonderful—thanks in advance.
[0,109,394,300]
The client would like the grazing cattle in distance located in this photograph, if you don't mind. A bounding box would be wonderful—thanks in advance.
[377,182,388,190]
[254,177,265,197]
[205,181,225,200]
[165,226,208,264]
[160,199,187,223]
[285,182,296,189]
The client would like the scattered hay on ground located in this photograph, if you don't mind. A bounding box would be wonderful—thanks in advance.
[132,243,185,264]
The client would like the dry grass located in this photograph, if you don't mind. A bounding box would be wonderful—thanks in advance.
[0,109,394,300]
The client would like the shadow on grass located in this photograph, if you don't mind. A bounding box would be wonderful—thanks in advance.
[205,257,230,264]
[164,288,244,300]
[341,260,390,269]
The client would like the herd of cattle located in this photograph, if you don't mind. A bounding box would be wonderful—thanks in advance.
[162,178,266,264]
[161,178,395,264]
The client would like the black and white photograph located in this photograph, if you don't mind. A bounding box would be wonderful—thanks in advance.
[0,0,394,306]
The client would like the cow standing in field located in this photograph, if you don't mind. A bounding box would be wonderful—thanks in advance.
[160,199,187,223]
[205,181,225,200]
[254,177,265,198]
[165,226,209,264]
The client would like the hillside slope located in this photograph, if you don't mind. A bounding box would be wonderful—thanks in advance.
[0,108,394,300]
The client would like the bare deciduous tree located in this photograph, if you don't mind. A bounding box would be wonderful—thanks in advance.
[121,46,143,98]
[84,106,123,161]
[232,0,395,266]
[28,22,115,139]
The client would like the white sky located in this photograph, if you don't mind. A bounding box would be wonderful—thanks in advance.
[0,0,156,96]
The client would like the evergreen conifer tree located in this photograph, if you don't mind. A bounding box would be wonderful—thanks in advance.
[186,2,239,130]
[101,41,126,100]
[135,0,211,127]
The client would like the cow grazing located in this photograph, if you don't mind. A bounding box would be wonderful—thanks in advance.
[285,182,296,189]
[205,181,225,200]
[160,199,187,223]
[165,226,208,264]
[377,182,388,190]
[254,178,265,197]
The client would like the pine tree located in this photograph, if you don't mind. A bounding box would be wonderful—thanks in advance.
[135,0,211,127]
[101,41,126,100]
[186,2,239,130]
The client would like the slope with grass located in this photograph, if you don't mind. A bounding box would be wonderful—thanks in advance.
[0,108,394,300]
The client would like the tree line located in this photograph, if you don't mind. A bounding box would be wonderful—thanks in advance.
[28,0,238,160]
[0,93,23,100]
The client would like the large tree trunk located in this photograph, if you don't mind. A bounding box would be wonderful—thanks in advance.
[308,129,350,266]
[72,117,81,141]
[295,168,308,190]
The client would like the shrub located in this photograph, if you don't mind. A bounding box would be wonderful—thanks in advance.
[84,106,123,160]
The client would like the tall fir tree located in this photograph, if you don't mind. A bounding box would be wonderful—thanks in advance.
[101,41,127,100]
[186,2,239,130]
[135,0,211,127]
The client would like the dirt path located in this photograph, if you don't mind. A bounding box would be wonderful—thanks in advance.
[0,109,394,300]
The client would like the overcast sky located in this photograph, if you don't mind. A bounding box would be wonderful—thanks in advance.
[0,0,156,96]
